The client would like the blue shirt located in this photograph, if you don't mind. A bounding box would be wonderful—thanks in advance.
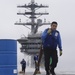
[41,28,62,50]
[21,59,26,68]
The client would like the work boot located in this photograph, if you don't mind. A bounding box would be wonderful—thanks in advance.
[50,71,56,75]
[52,72,56,75]
[46,73,50,75]
[46,70,50,75]
[50,68,56,75]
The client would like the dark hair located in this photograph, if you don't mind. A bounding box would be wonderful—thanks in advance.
[51,21,58,25]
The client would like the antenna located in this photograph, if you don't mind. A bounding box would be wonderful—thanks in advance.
[15,0,50,34]
[31,0,34,3]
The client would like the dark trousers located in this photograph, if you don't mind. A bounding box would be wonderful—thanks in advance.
[22,66,25,73]
[43,47,58,74]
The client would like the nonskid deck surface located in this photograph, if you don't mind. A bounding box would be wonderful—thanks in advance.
[18,72,75,75]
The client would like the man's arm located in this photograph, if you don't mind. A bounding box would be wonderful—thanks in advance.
[57,32,62,50]
[57,32,62,56]
[41,28,48,43]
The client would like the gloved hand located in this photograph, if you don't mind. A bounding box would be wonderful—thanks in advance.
[60,50,62,56]
[47,29,51,35]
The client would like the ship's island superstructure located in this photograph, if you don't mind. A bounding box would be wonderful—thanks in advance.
[15,0,50,54]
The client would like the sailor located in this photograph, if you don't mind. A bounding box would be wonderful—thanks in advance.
[37,21,62,75]
[20,59,26,73]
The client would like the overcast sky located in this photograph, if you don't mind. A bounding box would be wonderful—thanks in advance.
[0,0,75,72]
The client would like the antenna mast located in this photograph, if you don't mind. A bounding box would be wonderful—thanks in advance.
[15,0,50,34]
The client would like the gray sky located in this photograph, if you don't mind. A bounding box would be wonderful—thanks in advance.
[0,0,75,72]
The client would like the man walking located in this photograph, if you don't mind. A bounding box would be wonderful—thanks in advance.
[38,21,62,75]
[20,59,26,73]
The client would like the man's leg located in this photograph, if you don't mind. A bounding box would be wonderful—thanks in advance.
[50,50,58,75]
[44,48,50,75]
[24,67,25,73]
